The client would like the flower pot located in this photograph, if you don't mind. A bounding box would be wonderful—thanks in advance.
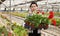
[25,21,30,25]
[31,24,35,30]
[38,24,42,30]
[43,24,48,30]
[24,22,31,29]
[24,24,30,29]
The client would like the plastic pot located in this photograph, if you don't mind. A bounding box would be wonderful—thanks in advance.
[38,24,42,30]
[25,21,30,25]
[24,24,30,29]
[31,24,35,30]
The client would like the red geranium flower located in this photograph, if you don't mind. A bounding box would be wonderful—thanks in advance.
[49,11,54,15]
[52,19,56,26]
[48,15,54,19]
[36,9,41,14]
[48,11,54,19]
[37,12,40,14]
[42,11,44,15]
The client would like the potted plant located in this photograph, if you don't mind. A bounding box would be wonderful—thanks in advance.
[24,14,42,30]
[24,11,56,36]
[41,17,50,30]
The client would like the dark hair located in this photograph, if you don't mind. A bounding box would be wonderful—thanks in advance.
[30,1,38,7]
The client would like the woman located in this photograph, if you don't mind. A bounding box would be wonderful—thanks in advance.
[25,1,40,29]
[28,1,41,16]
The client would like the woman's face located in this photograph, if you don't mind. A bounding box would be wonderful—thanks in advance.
[30,4,38,11]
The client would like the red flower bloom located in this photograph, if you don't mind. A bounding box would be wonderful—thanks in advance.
[48,11,54,19]
[37,9,41,14]
[49,11,54,15]
[42,12,44,15]
[37,12,40,14]
[48,15,54,19]
[52,19,56,26]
